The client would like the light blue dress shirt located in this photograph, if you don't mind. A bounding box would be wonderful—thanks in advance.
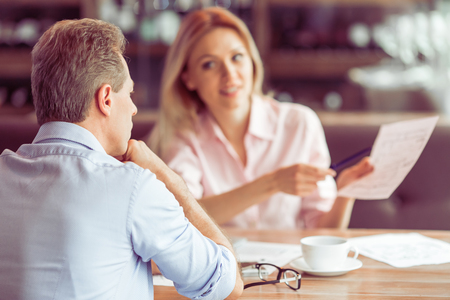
[0,121,236,300]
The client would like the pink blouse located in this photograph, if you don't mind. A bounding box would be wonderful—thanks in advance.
[163,95,337,229]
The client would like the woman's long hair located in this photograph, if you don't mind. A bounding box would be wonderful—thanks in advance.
[149,7,264,157]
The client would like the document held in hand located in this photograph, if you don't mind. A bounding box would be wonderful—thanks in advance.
[337,116,439,200]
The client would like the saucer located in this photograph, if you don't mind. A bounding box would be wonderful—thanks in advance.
[290,257,363,276]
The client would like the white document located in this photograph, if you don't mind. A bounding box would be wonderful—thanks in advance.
[235,241,302,276]
[153,275,174,286]
[338,116,439,199]
[349,233,450,268]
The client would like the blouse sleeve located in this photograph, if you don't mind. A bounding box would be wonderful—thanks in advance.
[298,108,337,228]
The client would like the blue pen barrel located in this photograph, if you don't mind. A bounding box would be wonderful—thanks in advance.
[330,147,372,171]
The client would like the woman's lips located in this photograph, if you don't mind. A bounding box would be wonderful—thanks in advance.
[220,86,240,96]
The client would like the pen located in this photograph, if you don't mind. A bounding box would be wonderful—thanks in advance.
[330,146,372,171]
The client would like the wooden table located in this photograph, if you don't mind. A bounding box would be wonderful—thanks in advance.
[154,228,450,299]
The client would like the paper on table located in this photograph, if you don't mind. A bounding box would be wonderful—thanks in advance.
[338,116,439,200]
[235,241,302,276]
[349,233,450,268]
[153,275,174,286]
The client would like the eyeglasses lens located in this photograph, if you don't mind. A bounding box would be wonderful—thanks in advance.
[258,265,269,281]
[284,270,300,289]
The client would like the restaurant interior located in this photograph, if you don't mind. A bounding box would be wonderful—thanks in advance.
[1,1,450,299]
[1,0,450,229]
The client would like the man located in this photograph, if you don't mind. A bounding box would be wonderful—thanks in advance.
[0,19,243,300]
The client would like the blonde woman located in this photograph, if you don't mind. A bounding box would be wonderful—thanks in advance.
[149,7,373,229]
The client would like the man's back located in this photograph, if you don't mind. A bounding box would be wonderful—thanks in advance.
[0,122,238,300]
[0,122,153,299]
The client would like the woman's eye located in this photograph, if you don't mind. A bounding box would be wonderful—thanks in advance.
[233,53,243,61]
[202,61,215,70]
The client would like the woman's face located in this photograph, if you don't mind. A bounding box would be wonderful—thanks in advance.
[182,27,254,114]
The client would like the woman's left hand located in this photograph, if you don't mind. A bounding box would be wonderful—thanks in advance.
[336,157,374,190]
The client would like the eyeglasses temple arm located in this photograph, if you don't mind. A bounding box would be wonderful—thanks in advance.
[244,279,280,289]
[244,276,300,289]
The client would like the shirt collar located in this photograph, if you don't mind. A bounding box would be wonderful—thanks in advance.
[33,121,107,154]
[200,113,228,145]
[248,95,277,140]
[200,95,277,142]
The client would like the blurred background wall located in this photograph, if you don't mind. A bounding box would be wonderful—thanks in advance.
[1,0,450,115]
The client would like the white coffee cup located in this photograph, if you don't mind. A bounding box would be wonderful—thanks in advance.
[300,235,359,271]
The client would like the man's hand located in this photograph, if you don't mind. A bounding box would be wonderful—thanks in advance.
[117,139,190,198]
[272,164,336,197]
[117,139,172,180]
[118,139,161,168]
[336,157,374,190]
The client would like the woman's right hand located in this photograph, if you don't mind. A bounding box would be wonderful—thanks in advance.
[336,157,373,190]
[272,164,336,197]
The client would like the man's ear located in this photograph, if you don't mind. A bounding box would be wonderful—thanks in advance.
[181,71,195,91]
[96,84,113,117]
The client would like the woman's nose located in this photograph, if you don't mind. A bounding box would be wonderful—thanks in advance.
[221,61,237,79]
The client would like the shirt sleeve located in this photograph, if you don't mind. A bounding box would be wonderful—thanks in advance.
[298,108,337,228]
[129,169,236,299]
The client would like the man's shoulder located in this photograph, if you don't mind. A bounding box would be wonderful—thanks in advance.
[14,142,145,174]
[1,143,157,204]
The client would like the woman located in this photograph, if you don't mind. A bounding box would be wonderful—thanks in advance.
[149,7,373,229]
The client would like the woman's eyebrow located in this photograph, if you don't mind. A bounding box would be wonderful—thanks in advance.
[195,54,216,63]
[195,46,246,63]
[231,45,246,52]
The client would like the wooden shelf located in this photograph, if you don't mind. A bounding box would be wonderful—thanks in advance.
[0,104,35,118]
[317,111,447,126]
[252,0,417,82]
[0,41,169,79]
[0,0,80,7]
[266,49,388,79]
[0,49,32,79]
[0,43,168,80]
[0,0,97,18]
[0,0,98,78]
[125,42,169,57]
[267,0,427,7]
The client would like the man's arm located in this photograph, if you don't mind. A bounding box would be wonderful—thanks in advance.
[120,139,243,299]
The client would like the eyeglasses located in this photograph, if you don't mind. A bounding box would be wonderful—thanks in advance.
[243,263,301,290]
